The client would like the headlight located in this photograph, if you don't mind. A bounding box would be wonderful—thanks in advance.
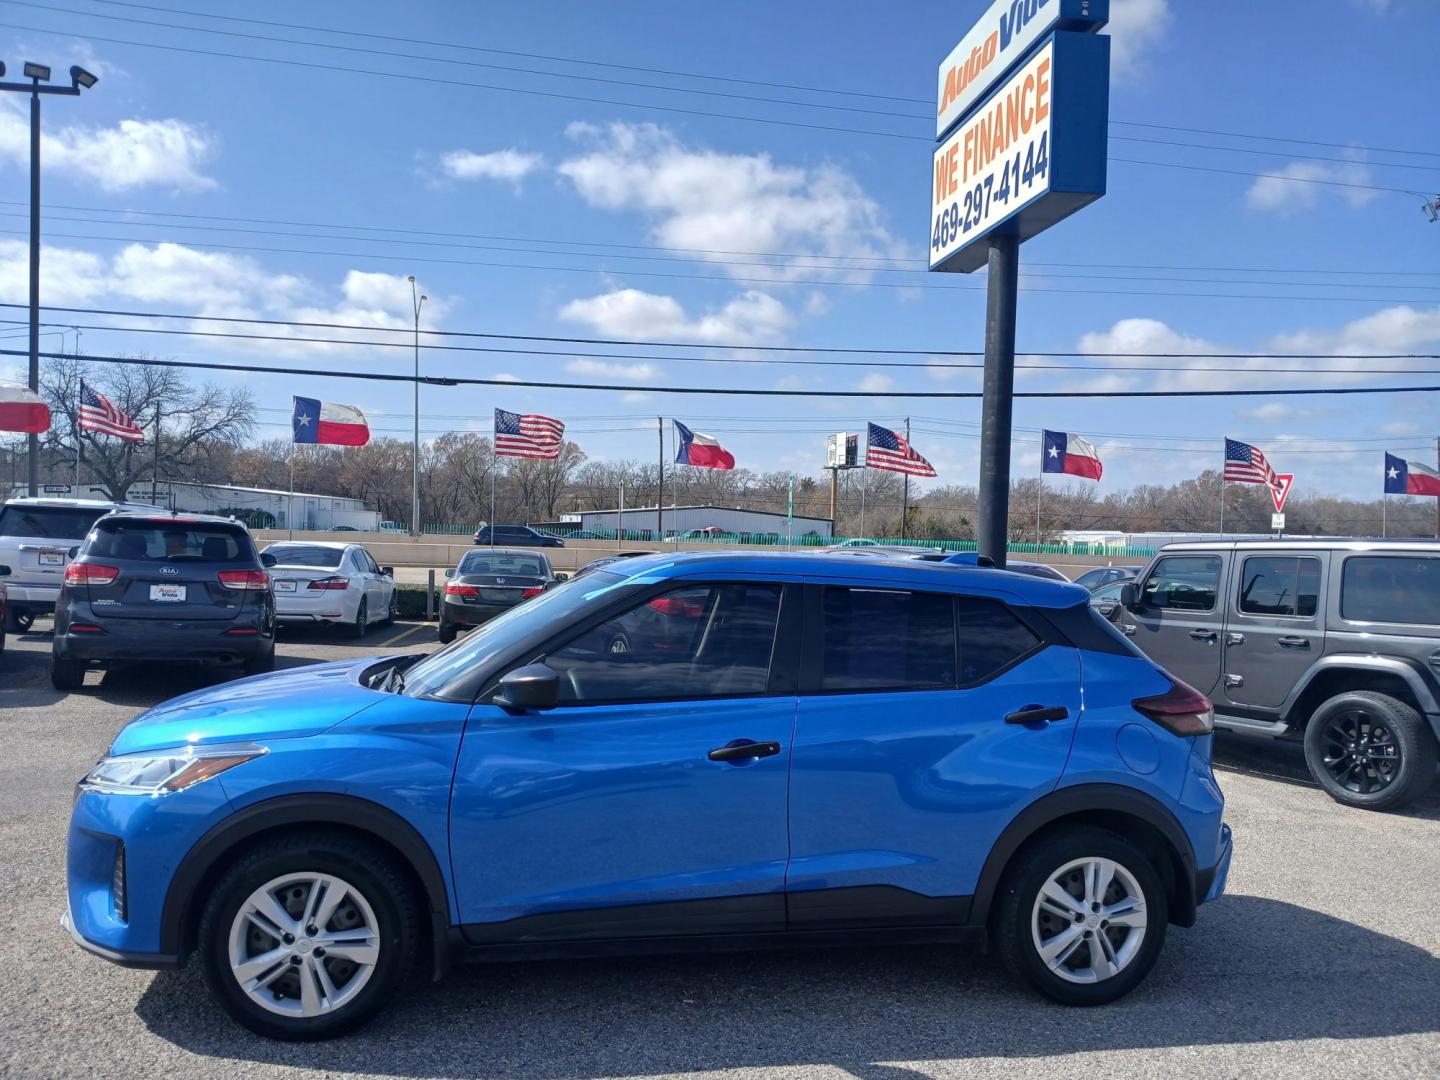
[81,745,267,796]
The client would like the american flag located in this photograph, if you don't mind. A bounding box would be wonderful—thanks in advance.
[1224,437,1280,488]
[78,381,144,441]
[494,408,564,459]
[866,422,936,477]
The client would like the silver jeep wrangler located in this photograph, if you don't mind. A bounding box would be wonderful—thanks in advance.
[1116,539,1440,811]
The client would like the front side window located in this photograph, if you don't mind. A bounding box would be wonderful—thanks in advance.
[1239,556,1321,617]
[821,587,956,692]
[1342,556,1440,626]
[1141,555,1222,612]
[545,583,783,704]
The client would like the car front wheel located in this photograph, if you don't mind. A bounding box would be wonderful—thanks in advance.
[1303,691,1437,811]
[992,826,1166,1006]
[197,830,418,1040]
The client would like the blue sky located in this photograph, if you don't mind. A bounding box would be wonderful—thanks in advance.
[0,0,1436,499]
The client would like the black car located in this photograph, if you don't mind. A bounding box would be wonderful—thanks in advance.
[572,551,656,578]
[472,524,564,548]
[439,548,564,643]
[51,512,276,690]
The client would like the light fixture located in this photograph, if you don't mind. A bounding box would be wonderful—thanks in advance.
[70,66,97,89]
[23,62,51,81]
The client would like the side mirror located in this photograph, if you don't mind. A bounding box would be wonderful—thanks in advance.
[553,572,569,583]
[260,552,278,568]
[443,569,452,579]
[68,546,80,559]
[381,566,394,577]
[494,663,560,712]
[1119,582,1138,610]
[0,564,10,577]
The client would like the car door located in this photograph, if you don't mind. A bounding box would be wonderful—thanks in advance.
[449,578,801,938]
[355,548,385,615]
[1223,553,1327,710]
[786,581,1082,926]
[1125,553,1228,697]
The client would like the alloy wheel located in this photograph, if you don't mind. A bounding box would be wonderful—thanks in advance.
[226,872,380,1019]
[1319,709,1400,795]
[1031,857,1148,985]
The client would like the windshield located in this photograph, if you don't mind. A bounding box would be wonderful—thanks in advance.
[264,544,345,568]
[458,552,546,576]
[401,571,632,698]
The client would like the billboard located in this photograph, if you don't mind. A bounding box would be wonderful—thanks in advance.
[935,0,1108,140]
[827,432,859,469]
[929,31,1109,273]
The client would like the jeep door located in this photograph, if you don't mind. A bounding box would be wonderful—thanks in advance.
[1223,553,1327,710]
[1126,553,1228,697]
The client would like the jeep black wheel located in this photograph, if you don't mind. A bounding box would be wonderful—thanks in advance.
[1304,691,1437,811]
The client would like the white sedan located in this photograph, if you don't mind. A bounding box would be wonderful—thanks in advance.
[260,541,397,637]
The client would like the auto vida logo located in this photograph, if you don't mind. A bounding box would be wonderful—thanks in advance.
[160,566,180,575]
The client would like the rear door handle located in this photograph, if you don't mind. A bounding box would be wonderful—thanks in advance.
[1189,630,1218,642]
[1277,636,1311,649]
[1005,705,1070,726]
[708,740,781,762]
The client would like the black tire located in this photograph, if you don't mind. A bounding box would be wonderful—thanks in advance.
[379,589,398,627]
[992,825,1168,1006]
[50,654,85,691]
[242,646,276,677]
[437,622,456,645]
[6,607,33,633]
[1303,691,1437,811]
[350,598,368,640]
[196,830,419,1041]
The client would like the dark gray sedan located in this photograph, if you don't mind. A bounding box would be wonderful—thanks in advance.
[439,548,564,643]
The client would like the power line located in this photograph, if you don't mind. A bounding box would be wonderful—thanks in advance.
[12,347,1440,399]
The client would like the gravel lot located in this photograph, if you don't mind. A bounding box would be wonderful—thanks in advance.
[2,619,1438,1079]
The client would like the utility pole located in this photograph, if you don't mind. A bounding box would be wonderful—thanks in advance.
[977,235,1019,569]
[656,416,664,539]
[407,277,426,535]
[901,417,911,540]
[828,466,838,523]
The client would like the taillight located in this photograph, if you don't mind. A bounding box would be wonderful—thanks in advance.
[65,563,119,586]
[218,569,270,591]
[521,586,544,599]
[1133,676,1214,736]
[223,626,259,635]
[648,596,703,617]
[445,582,479,598]
[306,575,349,591]
[69,623,105,634]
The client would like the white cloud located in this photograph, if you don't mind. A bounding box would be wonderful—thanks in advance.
[0,101,215,191]
[1271,305,1440,353]
[440,148,543,185]
[1106,0,1173,80]
[0,240,106,306]
[1240,403,1313,423]
[857,372,893,393]
[565,358,660,381]
[1246,161,1378,213]
[111,243,305,317]
[1378,419,1420,436]
[558,122,907,283]
[559,287,792,344]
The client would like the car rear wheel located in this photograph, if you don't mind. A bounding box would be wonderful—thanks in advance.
[349,598,368,640]
[5,607,33,633]
[197,830,419,1041]
[50,654,85,691]
[1303,691,1437,811]
[380,590,397,627]
[437,622,456,645]
[992,825,1166,1006]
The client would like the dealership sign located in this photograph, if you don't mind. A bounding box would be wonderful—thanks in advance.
[929,32,1108,272]
[936,0,1108,139]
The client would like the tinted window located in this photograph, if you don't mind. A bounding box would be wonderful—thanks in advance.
[459,552,546,576]
[821,587,955,692]
[0,505,106,540]
[1342,556,1440,626]
[955,597,1040,685]
[264,544,344,568]
[1239,556,1320,617]
[1141,555,1222,612]
[546,584,782,703]
[87,520,253,562]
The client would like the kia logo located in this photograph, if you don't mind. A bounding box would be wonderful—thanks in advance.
[160,566,180,576]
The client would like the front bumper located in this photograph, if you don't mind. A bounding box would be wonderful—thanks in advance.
[61,909,178,970]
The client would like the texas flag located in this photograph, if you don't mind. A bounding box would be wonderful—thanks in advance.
[292,396,370,446]
[674,420,735,470]
[1385,453,1440,497]
[0,383,50,433]
[1042,429,1103,481]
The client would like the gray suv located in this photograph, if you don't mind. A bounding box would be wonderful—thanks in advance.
[1115,539,1440,811]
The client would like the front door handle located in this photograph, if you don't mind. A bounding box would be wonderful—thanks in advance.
[1189,629,1218,643]
[1005,705,1070,726]
[708,740,782,763]
[1277,636,1311,649]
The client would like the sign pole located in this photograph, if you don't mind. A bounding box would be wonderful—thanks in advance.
[977,233,1019,569]
[1382,492,1387,539]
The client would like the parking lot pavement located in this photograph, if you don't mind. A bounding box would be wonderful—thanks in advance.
[2,622,1439,1080]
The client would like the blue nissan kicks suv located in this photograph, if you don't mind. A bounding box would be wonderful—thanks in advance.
[65,552,1231,1040]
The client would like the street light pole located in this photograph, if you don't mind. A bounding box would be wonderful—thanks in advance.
[407,276,427,536]
[0,62,98,496]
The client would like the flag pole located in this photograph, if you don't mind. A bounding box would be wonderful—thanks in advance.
[1036,455,1043,547]
[1218,439,1226,538]
[901,417,911,541]
[1382,492,1387,539]
[656,416,664,541]
[617,478,624,551]
[489,459,497,550]
[669,421,678,536]
[288,443,295,541]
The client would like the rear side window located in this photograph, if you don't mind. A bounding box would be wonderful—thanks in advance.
[955,597,1040,684]
[1342,556,1440,625]
[87,521,254,563]
[264,544,343,568]
[1141,555,1222,612]
[0,505,106,540]
[1239,556,1321,618]
[821,587,955,692]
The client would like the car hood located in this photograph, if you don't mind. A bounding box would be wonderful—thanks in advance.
[108,659,384,757]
